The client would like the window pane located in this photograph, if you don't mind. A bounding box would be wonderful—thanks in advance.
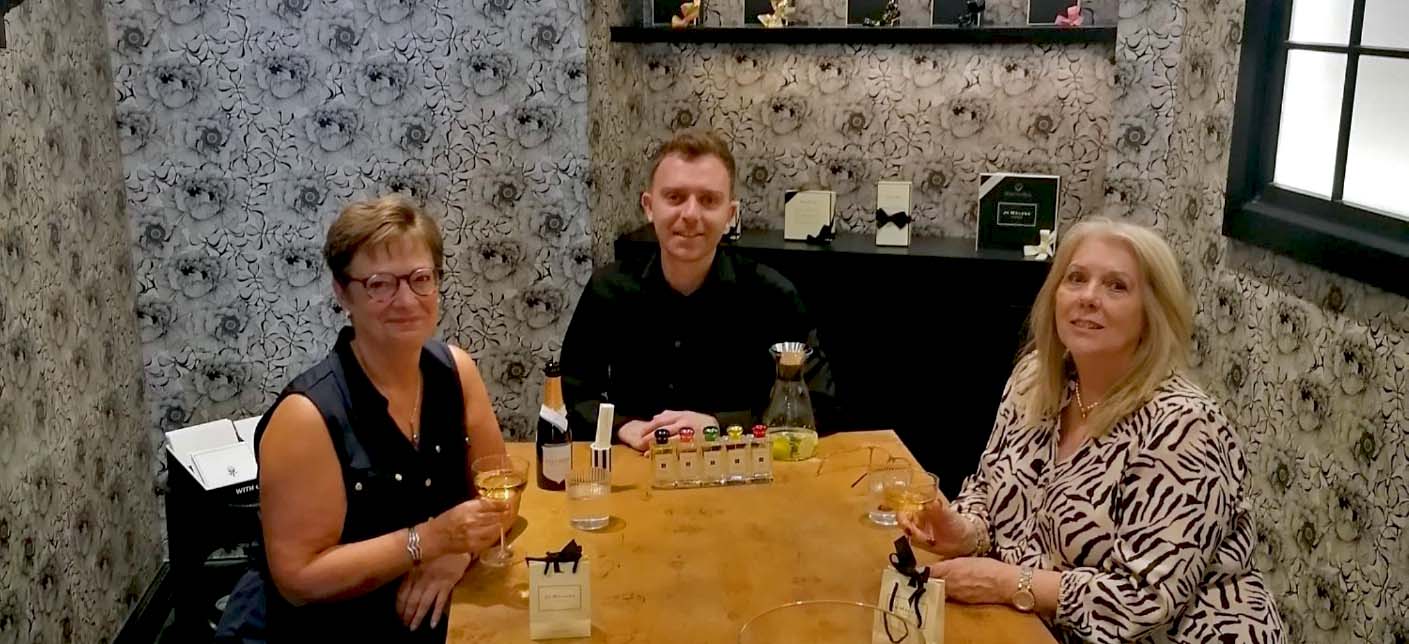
[1361,0,1409,50]
[1344,57,1409,220]
[1273,51,1347,199]
[1289,0,1353,45]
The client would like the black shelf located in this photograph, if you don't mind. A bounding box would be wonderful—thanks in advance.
[609,25,1117,45]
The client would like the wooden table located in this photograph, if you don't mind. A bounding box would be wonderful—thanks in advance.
[449,431,1056,644]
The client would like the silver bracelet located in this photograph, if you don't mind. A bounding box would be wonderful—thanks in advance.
[961,513,991,556]
[407,524,423,565]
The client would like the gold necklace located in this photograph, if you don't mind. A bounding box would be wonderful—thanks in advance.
[1074,384,1101,419]
[352,340,423,447]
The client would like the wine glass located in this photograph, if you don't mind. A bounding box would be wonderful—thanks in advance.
[471,454,529,567]
[881,469,939,525]
[739,599,926,643]
[865,458,913,527]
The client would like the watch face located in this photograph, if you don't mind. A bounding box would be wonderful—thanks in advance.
[1014,590,1036,612]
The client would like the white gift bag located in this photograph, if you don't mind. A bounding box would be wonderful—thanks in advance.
[873,537,944,644]
[527,540,592,640]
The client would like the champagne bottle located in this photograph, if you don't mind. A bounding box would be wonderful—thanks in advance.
[535,360,571,490]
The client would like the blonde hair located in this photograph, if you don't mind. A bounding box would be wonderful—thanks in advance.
[1019,219,1194,436]
[324,194,443,283]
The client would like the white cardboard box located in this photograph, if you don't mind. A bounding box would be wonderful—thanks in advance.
[165,416,261,491]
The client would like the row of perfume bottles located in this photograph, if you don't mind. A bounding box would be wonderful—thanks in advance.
[651,425,774,489]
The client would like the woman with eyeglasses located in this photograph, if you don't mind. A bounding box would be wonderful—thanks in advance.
[235,195,514,643]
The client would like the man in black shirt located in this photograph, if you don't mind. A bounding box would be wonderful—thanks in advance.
[561,130,835,450]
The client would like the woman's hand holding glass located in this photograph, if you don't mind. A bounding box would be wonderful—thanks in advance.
[421,498,511,560]
[898,494,977,559]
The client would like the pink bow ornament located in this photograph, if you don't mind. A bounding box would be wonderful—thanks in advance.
[1055,4,1084,26]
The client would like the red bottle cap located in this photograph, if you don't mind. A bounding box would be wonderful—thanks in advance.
[751,425,767,439]
[680,427,695,442]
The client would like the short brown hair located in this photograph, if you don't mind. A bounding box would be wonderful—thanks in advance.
[646,129,736,196]
[324,194,444,283]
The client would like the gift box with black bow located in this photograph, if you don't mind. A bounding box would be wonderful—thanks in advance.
[875,181,913,247]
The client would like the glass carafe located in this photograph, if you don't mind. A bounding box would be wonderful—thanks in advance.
[762,342,818,461]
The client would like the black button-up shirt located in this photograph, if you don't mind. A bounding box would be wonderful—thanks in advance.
[560,249,835,437]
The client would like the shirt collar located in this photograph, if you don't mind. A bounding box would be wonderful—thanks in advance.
[640,249,737,298]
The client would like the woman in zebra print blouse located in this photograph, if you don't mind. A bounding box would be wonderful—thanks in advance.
[901,220,1283,643]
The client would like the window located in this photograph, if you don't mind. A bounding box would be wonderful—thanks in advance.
[1226,0,1409,298]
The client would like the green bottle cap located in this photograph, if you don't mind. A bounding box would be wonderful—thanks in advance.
[703,426,720,442]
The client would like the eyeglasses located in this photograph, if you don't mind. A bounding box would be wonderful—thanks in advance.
[344,267,439,302]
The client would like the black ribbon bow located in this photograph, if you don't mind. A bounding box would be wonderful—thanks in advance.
[886,536,929,630]
[526,539,583,575]
[804,223,835,245]
[875,208,911,230]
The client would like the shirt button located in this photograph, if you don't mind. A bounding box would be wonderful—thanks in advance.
[425,478,432,487]
[394,473,403,482]
[667,383,675,391]
[354,482,363,491]
[435,445,441,453]
[674,340,682,349]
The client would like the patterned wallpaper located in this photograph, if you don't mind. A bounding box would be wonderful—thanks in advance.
[105,0,593,474]
[590,0,1409,642]
[0,0,163,641]
[1147,1,1409,642]
[589,0,1118,248]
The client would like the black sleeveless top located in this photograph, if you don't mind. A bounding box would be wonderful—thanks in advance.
[253,326,472,643]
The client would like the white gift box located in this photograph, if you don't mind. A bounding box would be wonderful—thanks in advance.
[875,181,913,247]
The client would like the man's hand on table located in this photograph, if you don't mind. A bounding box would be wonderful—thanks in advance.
[616,411,719,452]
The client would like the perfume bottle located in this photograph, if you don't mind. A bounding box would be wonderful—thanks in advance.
[749,424,773,482]
[651,428,677,489]
[701,425,725,485]
[725,425,749,484]
[676,427,702,487]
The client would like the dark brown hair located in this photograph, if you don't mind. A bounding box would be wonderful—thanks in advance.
[323,194,444,283]
[646,129,737,196]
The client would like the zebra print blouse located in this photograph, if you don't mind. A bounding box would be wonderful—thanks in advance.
[952,367,1284,643]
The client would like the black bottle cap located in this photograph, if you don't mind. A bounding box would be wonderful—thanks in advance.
[544,360,561,377]
[654,428,671,445]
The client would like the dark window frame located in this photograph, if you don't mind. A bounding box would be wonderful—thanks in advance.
[1225,0,1409,298]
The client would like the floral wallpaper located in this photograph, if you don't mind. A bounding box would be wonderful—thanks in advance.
[590,0,1409,642]
[589,0,1118,248]
[1144,1,1409,642]
[0,0,163,640]
[106,0,593,477]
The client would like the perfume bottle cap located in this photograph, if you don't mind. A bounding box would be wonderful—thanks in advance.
[703,426,720,442]
[679,427,695,442]
[726,425,744,440]
[654,428,671,445]
[751,425,767,439]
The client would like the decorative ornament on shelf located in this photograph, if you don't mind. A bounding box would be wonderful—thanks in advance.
[958,0,985,27]
[758,0,795,28]
[672,0,701,28]
[862,0,901,27]
[1023,228,1057,261]
[1054,3,1093,26]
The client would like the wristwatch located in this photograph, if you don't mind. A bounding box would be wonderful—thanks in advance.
[1012,565,1035,613]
